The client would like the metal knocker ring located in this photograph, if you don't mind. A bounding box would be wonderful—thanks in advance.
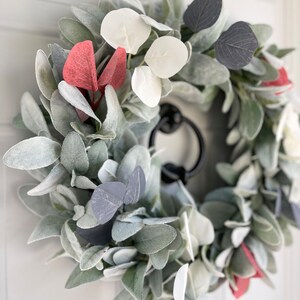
[149,103,206,185]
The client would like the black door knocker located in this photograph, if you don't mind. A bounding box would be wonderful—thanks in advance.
[149,103,205,185]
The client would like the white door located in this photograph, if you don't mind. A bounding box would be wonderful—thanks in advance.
[1,0,299,299]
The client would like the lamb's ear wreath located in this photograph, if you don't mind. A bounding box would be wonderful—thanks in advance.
[3,0,299,299]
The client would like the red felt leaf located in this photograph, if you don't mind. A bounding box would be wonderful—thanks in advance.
[231,277,250,299]
[97,47,127,92]
[63,40,98,91]
[241,243,264,278]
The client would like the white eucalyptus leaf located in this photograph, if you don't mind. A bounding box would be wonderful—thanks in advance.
[132,66,162,107]
[100,8,151,54]
[35,49,57,100]
[27,164,68,196]
[58,81,100,123]
[173,264,189,300]
[140,15,172,31]
[143,217,178,225]
[145,36,188,79]
[28,215,66,243]
[61,220,83,262]
[61,132,89,174]
[21,92,49,135]
[80,246,107,271]
[3,137,61,170]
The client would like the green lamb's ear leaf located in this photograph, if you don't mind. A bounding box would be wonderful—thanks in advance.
[243,57,266,76]
[186,259,211,299]
[99,85,127,139]
[134,224,177,254]
[71,5,102,36]
[149,269,163,298]
[112,220,144,242]
[122,262,147,300]
[230,246,256,278]
[86,141,108,178]
[240,99,264,140]
[50,89,83,137]
[216,163,239,185]
[61,132,89,174]
[49,43,68,82]
[250,24,273,46]
[179,53,229,86]
[27,164,68,196]
[35,49,57,100]
[61,220,83,262]
[80,246,107,271]
[18,184,59,217]
[215,21,258,70]
[188,7,227,53]
[20,92,49,135]
[150,248,169,270]
[65,265,103,289]
[28,215,67,244]
[59,18,96,47]
[71,172,97,190]
[255,123,279,171]
[117,145,151,183]
[3,137,61,170]
[58,81,101,123]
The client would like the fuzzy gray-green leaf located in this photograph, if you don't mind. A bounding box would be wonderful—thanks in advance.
[61,132,89,174]
[35,49,57,99]
[122,262,147,300]
[3,137,61,170]
[65,265,102,289]
[28,215,66,243]
[240,99,264,140]
[179,53,229,86]
[21,92,49,135]
[134,224,177,254]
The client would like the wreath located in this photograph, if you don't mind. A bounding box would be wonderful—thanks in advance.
[3,0,300,299]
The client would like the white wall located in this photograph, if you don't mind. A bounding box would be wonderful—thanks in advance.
[1,0,300,299]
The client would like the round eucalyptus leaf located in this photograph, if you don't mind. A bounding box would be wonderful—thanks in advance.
[132,66,162,107]
[145,36,188,79]
[183,0,222,33]
[215,21,258,70]
[100,8,151,54]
